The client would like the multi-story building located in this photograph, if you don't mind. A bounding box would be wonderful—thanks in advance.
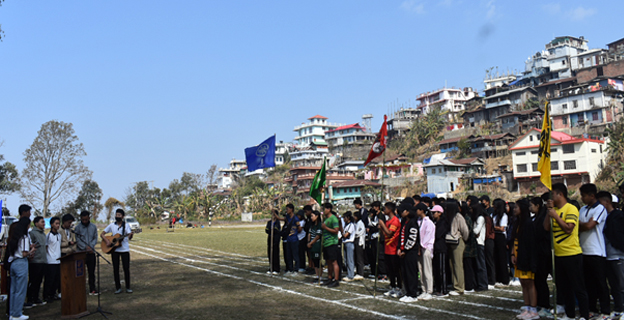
[495,108,544,135]
[509,128,607,193]
[423,157,486,195]
[550,78,624,136]
[416,87,479,123]
[275,141,292,166]
[217,159,247,190]
[324,123,375,151]
[484,86,537,120]
[524,36,589,87]
[387,108,421,139]
[469,133,516,159]
[293,115,342,146]
[325,180,381,205]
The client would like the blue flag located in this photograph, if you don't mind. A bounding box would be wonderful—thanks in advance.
[245,135,276,172]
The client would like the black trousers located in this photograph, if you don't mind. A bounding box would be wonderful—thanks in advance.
[583,255,610,314]
[366,239,378,275]
[86,253,96,292]
[555,254,589,319]
[485,238,496,285]
[607,259,624,313]
[493,233,509,285]
[112,252,130,290]
[404,251,420,297]
[298,238,307,269]
[267,240,280,272]
[463,257,476,291]
[385,254,402,288]
[43,264,60,300]
[27,263,46,302]
[535,253,552,309]
[354,242,365,276]
[433,251,448,294]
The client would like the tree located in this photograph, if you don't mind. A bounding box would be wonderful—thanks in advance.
[0,142,19,194]
[104,197,125,222]
[180,172,204,195]
[19,121,92,216]
[206,165,218,189]
[74,180,103,216]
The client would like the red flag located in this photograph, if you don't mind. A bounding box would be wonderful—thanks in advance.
[364,115,388,166]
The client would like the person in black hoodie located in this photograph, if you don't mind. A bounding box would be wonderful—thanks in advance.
[599,191,624,319]
[431,205,449,296]
[530,196,552,315]
[511,199,538,319]
[397,202,421,302]
[265,209,281,275]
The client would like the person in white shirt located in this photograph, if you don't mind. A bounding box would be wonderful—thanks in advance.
[471,204,488,291]
[44,217,62,302]
[353,211,366,280]
[100,209,134,294]
[342,212,356,282]
[7,215,36,320]
[578,183,610,316]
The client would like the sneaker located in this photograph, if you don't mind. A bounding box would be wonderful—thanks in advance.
[610,312,623,320]
[126,289,133,293]
[488,285,495,290]
[114,289,123,294]
[517,310,529,319]
[33,299,47,306]
[390,289,404,298]
[23,302,34,309]
[537,308,552,319]
[353,275,364,281]
[327,280,339,288]
[368,274,376,279]
[342,277,354,282]
[10,315,30,320]
[321,279,334,286]
[522,311,539,320]
[448,290,462,296]
[89,290,100,296]
[465,289,475,294]
[400,296,417,303]
[420,293,433,301]
[551,305,565,315]
[298,269,306,273]
[266,271,272,274]
[434,292,449,297]
[384,288,397,297]
[272,271,279,275]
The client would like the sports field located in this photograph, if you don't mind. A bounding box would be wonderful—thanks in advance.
[22,225,530,319]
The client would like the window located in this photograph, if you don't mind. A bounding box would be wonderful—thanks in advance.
[591,149,597,153]
[592,112,599,121]
[573,100,579,108]
[531,150,539,155]
[336,189,340,194]
[564,160,577,170]
[551,148,558,152]
[529,135,533,142]
[562,103,568,109]
[578,113,585,122]
[517,151,526,156]
[532,163,538,171]
[600,145,603,153]
[517,164,527,173]
[589,97,595,107]
[551,161,559,170]
[563,144,575,154]
[563,117,568,125]
[450,182,455,192]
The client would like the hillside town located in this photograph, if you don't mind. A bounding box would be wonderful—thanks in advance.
[215,35,624,211]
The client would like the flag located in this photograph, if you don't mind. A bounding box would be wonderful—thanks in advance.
[245,135,276,172]
[364,115,388,166]
[538,101,552,190]
[309,157,326,205]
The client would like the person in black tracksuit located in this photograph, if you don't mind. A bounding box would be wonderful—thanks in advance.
[398,204,421,300]
[266,210,281,273]
[432,206,449,296]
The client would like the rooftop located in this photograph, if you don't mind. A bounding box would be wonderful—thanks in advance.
[308,115,328,120]
[325,123,366,133]
[486,86,536,100]
[330,180,381,188]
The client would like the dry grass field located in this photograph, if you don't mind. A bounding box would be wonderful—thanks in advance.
[18,225,533,320]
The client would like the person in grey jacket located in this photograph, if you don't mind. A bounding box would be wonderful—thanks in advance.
[27,216,48,306]
[446,201,470,296]
[74,211,99,295]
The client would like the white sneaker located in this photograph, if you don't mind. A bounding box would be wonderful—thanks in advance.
[399,295,410,302]
[610,312,623,320]
[10,315,29,320]
[488,285,495,290]
[465,289,475,293]
[353,275,364,281]
[342,277,353,282]
[448,290,461,296]
[522,311,539,320]
[272,271,279,275]
[384,288,396,297]
[517,310,529,319]
[266,271,272,275]
[551,305,565,315]
[420,293,433,301]
[391,289,404,298]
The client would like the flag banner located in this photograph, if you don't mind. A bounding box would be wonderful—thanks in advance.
[538,101,552,190]
[244,135,276,172]
[364,115,388,166]
[309,157,326,205]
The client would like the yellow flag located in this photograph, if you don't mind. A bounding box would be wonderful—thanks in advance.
[538,101,552,190]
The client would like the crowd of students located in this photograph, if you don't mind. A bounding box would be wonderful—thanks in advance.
[3,205,134,320]
[265,183,624,320]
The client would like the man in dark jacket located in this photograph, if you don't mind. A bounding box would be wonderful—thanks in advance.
[598,191,624,319]
[432,205,449,296]
[265,210,281,275]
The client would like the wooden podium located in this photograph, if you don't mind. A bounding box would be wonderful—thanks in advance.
[59,251,90,319]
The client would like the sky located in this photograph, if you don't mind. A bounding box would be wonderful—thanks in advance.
[1,0,623,214]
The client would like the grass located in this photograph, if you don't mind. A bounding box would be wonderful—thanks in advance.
[17,224,530,320]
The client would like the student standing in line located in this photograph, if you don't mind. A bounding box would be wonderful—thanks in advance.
[471,204,488,292]
[265,209,281,275]
[44,217,62,303]
[366,201,382,279]
[512,199,538,320]
[7,216,36,320]
[492,198,510,286]
[75,211,99,295]
[353,211,366,280]
[101,209,134,294]
[480,195,496,288]
[543,183,589,320]
[598,191,624,320]
[417,203,435,300]
[380,202,402,298]
[26,216,47,307]
[578,184,610,318]
[307,211,323,282]
[296,211,307,273]
[342,212,356,282]
[432,205,449,297]
[321,203,341,288]
[447,200,470,296]
[60,214,76,257]
[398,203,419,303]
[530,196,553,318]
[461,202,477,293]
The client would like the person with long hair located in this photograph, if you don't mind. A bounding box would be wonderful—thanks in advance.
[492,198,510,286]
[507,202,520,286]
[461,201,478,293]
[6,216,36,320]
[530,196,553,317]
[307,210,323,282]
[512,199,538,320]
[342,211,356,282]
[471,203,489,291]
[265,209,281,275]
[446,200,470,296]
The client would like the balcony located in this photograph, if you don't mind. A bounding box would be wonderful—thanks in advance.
[485,99,511,109]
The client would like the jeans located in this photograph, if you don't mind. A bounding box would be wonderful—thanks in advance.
[475,245,488,290]
[344,242,355,279]
[285,240,300,272]
[10,258,29,317]
[112,252,131,290]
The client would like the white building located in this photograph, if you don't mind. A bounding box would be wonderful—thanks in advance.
[324,123,375,149]
[275,141,292,166]
[416,87,478,123]
[423,157,486,195]
[524,36,589,86]
[293,115,342,146]
[217,159,247,190]
[509,128,607,193]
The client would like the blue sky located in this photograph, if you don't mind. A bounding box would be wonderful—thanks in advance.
[1,0,622,213]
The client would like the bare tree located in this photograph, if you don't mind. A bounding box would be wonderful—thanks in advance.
[206,164,217,190]
[104,197,125,222]
[19,121,92,216]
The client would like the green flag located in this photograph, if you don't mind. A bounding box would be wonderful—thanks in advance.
[309,157,326,205]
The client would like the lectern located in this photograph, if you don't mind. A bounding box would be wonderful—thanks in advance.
[59,251,90,319]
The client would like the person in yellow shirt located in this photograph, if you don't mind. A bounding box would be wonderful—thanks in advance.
[543,183,589,320]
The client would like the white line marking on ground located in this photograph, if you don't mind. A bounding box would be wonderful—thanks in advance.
[133,244,491,320]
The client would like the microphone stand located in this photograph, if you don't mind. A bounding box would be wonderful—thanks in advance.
[73,232,112,319]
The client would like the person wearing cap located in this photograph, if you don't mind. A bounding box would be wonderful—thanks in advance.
[417,203,436,300]
[431,204,449,296]
[598,191,624,320]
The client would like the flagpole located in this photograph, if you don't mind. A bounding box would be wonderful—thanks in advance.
[374,152,385,297]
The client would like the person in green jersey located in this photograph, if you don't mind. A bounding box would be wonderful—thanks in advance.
[321,203,340,288]
[307,211,323,282]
